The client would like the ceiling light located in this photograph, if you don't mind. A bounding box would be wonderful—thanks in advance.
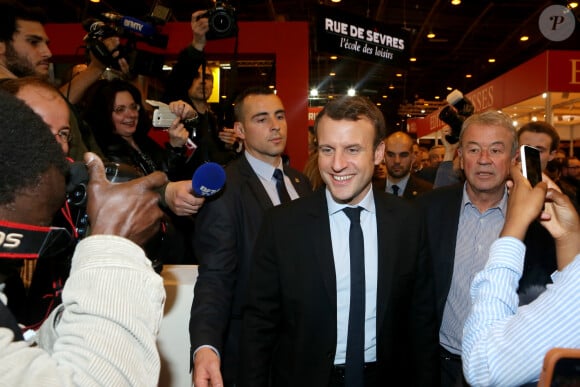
[388,84,395,90]
[347,88,356,96]
[382,95,388,99]
[329,72,336,76]
[568,1,578,9]
[488,58,496,63]
[330,56,338,60]
[465,74,472,78]
[331,0,341,2]
[427,31,436,39]
[520,35,529,41]
[90,0,100,3]
[451,0,461,5]
[410,57,417,62]
[310,88,319,97]
[395,73,402,77]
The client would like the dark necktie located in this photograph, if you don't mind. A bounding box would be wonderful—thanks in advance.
[392,184,400,196]
[273,169,291,204]
[342,206,365,387]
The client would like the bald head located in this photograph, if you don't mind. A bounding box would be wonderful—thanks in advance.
[384,131,415,181]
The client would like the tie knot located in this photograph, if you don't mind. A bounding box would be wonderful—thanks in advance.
[343,206,363,223]
[273,168,284,181]
[392,184,400,196]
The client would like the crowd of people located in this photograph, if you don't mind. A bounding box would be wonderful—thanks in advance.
[0,1,578,386]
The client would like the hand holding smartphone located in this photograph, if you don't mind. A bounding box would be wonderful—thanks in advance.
[520,145,542,187]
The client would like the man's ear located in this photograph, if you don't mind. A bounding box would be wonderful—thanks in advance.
[234,122,245,140]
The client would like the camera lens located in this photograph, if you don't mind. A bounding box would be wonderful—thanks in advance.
[210,11,234,35]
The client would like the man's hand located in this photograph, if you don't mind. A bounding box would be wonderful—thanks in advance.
[84,152,167,246]
[501,164,548,240]
[193,347,223,387]
[164,181,205,216]
[191,10,210,51]
[218,127,238,146]
[541,181,580,270]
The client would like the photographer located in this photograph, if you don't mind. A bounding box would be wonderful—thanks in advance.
[162,9,239,180]
[0,91,166,386]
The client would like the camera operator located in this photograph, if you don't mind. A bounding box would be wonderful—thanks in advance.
[0,90,166,386]
[0,0,128,161]
[162,9,239,181]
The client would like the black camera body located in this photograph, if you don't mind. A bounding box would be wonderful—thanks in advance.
[438,89,475,144]
[200,1,238,40]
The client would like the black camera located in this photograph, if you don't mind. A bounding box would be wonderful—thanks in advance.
[82,12,169,77]
[438,89,475,144]
[198,1,238,40]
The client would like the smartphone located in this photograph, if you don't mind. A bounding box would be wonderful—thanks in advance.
[538,348,580,387]
[152,107,177,128]
[520,145,542,186]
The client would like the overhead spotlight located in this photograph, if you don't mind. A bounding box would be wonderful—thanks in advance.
[330,55,338,60]
[90,0,100,3]
[347,88,356,96]
[568,1,578,9]
[310,88,319,97]
[410,57,417,62]
[329,72,336,76]
[451,0,461,5]
[395,73,402,77]
[427,31,436,39]
[520,35,529,41]
[488,58,496,63]
[465,74,472,78]
[388,84,395,90]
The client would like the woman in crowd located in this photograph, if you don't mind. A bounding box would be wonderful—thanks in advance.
[81,78,194,181]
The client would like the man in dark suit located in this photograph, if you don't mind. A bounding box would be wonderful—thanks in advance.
[415,110,557,387]
[189,86,312,387]
[239,96,439,387]
[374,131,433,199]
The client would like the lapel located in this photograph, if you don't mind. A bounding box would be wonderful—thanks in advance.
[373,191,398,333]
[236,155,275,212]
[308,189,338,306]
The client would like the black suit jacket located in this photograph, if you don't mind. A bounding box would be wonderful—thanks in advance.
[403,174,434,199]
[189,155,312,382]
[415,183,557,324]
[373,174,433,200]
[239,188,439,387]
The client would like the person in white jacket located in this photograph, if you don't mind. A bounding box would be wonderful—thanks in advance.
[0,90,168,386]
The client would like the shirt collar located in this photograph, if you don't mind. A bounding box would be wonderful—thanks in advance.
[461,182,508,215]
[244,151,284,180]
[326,185,376,216]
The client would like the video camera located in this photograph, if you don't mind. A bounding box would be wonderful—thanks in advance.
[82,11,169,76]
[438,89,475,144]
[197,0,238,40]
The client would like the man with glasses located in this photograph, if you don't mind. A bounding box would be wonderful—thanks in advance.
[0,76,71,155]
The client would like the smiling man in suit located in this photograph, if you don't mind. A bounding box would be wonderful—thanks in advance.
[239,95,439,387]
[189,86,312,387]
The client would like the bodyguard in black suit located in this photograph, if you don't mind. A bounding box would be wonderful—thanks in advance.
[415,110,557,387]
[240,96,438,387]
[373,131,433,199]
[189,87,312,386]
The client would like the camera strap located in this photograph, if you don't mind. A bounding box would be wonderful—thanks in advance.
[0,220,73,260]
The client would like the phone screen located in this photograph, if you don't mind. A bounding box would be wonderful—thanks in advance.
[520,145,542,186]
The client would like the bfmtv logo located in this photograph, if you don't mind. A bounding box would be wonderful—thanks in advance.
[198,184,222,196]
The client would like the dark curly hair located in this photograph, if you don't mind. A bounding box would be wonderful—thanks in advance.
[0,90,68,205]
[80,79,150,153]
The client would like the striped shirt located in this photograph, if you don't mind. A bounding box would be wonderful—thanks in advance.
[462,237,580,386]
[440,186,507,354]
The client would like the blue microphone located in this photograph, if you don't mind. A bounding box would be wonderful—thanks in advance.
[192,162,226,197]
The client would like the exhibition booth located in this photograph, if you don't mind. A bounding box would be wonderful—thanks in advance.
[408,50,580,153]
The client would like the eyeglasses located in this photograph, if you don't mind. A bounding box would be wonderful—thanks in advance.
[55,128,72,142]
[113,103,141,114]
